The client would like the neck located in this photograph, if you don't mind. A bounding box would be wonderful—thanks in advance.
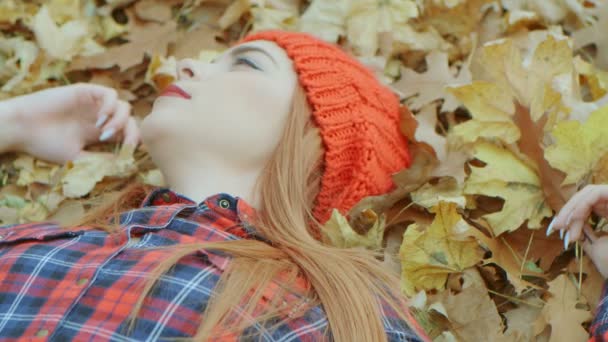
[159,156,263,209]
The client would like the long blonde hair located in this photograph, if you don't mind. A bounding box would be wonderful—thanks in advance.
[74,85,421,341]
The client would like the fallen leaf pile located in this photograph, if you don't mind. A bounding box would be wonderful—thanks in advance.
[2,0,608,340]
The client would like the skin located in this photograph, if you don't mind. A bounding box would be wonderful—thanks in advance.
[0,40,298,210]
[548,184,608,278]
[140,40,297,208]
[0,83,139,164]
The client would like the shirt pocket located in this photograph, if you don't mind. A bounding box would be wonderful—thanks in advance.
[0,222,85,247]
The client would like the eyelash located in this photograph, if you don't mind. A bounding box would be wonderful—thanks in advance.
[234,57,260,70]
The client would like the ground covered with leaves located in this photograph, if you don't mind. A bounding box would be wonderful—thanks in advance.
[1,0,608,340]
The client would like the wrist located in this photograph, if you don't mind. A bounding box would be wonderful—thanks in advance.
[0,98,25,154]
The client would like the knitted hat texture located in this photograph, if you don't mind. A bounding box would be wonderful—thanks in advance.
[241,30,411,226]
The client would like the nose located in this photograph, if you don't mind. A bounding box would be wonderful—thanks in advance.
[177,58,203,80]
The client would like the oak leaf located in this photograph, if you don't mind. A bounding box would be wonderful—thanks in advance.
[392,51,471,112]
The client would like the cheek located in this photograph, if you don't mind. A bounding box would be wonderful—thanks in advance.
[192,77,293,160]
[140,100,200,147]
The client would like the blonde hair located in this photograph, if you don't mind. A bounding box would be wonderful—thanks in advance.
[73,85,420,341]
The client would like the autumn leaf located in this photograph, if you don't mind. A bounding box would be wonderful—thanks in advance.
[321,208,386,250]
[449,81,520,144]
[411,177,465,209]
[545,105,608,185]
[392,51,471,112]
[436,269,506,341]
[572,1,608,69]
[399,201,483,296]
[464,141,552,235]
[62,145,137,198]
[533,274,593,342]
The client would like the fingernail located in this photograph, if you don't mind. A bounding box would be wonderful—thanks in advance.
[546,219,555,236]
[99,128,115,141]
[96,115,108,128]
[560,228,565,239]
[564,231,570,250]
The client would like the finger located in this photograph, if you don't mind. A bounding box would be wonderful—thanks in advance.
[557,186,602,238]
[100,100,131,142]
[583,224,598,244]
[593,201,608,219]
[567,216,586,242]
[122,117,140,147]
[550,187,588,235]
[88,85,119,127]
[582,237,594,256]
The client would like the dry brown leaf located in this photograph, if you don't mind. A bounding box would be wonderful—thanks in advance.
[437,269,506,341]
[512,103,571,213]
[502,295,545,341]
[134,0,173,22]
[566,255,605,309]
[468,227,542,294]
[392,50,471,112]
[533,274,593,342]
[68,21,178,71]
[572,1,608,69]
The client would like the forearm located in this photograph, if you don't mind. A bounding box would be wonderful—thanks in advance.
[0,98,24,154]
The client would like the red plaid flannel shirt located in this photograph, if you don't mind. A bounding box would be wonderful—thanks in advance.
[0,187,428,341]
[590,281,608,341]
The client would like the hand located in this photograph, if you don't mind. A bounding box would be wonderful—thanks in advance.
[547,184,608,248]
[9,83,140,164]
[580,228,608,279]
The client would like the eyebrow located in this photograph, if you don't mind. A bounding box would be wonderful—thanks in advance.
[229,45,279,68]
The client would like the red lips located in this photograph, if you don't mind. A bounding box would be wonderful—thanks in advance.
[159,84,191,99]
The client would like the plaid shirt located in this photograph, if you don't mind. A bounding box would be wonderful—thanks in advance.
[0,187,427,341]
[590,281,608,342]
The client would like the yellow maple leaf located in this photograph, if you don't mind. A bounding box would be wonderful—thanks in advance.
[450,35,576,145]
[449,81,520,144]
[463,142,552,235]
[398,201,483,296]
[321,208,386,250]
[545,105,608,185]
[62,145,137,198]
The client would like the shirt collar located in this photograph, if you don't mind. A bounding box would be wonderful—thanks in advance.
[140,187,262,241]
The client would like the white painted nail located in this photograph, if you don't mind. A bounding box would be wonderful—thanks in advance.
[546,219,555,236]
[564,231,570,250]
[99,128,115,141]
[95,115,108,128]
[560,228,565,239]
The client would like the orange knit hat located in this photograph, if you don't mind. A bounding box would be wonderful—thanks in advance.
[241,30,411,226]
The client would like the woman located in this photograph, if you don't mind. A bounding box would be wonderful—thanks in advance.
[0,31,428,341]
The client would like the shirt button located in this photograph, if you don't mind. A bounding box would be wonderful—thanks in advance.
[35,329,49,337]
[0,235,3,240]
[218,199,230,209]
[77,278,89,286]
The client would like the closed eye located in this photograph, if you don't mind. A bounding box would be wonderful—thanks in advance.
[233,57,261,71]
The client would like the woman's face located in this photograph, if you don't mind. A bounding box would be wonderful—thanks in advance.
[141,40,298,168]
